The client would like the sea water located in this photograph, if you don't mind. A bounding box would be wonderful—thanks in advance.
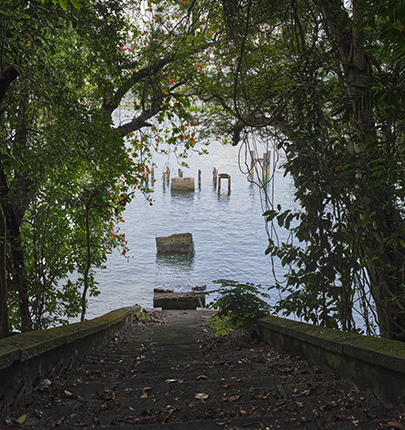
[84,137,295,319]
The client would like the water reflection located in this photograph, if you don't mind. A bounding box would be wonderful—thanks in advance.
[155,250,195,272]
[171,190,195,202]
[216,190,231,202]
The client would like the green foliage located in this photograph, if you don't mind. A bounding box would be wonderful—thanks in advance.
[207,280,271,333]
[207,315,234,337]
[1,0,220,331]
[195,0,405,341]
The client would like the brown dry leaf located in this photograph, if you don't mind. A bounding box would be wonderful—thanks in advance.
[64,390,73,397]
[240,410,248,416]
[196,375,207,380]
[227,394,240,402]
[4,423,23,430]
[142,386,153,392]
[335,415,356,422]
[366,410,377,420]
[140,392,148,398]
[195,393,209,400]
[165,379,177,384]
[220,382,229,388]
[386,421,405,430]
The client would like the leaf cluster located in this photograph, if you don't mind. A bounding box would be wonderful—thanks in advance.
[207,279,271,333]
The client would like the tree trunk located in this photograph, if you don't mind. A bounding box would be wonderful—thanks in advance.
[0,168,32,331]
[0,203,9,338]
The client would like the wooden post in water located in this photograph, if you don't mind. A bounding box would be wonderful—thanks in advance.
[213,167,218,187]
[166,167,170,183]
[198,169,201,188]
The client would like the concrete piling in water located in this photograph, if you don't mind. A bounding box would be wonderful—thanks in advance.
[171,177,195,191]
[218,173,231,193]
[156,232,193,254]
[249,150,271,182]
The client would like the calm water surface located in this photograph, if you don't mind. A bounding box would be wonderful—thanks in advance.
[85,138,295,319]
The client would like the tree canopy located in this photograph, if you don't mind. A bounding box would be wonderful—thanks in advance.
[0,0,220,334]
[193,0,405,340]
[2,0,405,341]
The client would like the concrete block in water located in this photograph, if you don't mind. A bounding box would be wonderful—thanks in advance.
[153,292,205,310]
[156,233,193,254]
[171,177,195,191]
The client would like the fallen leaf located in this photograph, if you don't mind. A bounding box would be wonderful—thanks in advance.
[335,415,356,422]
[386,421,405,430]
[4,423,23,429]
[16,415,27,424]
[140,393,148,398]
[195,393,209,400]
[142,386,153,392]
[240,409,248,416]
[196,375,207,380]
[34,378,51,391]
[64,390,73,397]
[165,379,177,384]
[227,394,240,402]
[365,410,377,419]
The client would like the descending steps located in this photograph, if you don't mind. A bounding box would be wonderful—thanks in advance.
[7,310,402,430]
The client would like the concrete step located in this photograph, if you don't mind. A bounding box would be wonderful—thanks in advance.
[7,310,399,430]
